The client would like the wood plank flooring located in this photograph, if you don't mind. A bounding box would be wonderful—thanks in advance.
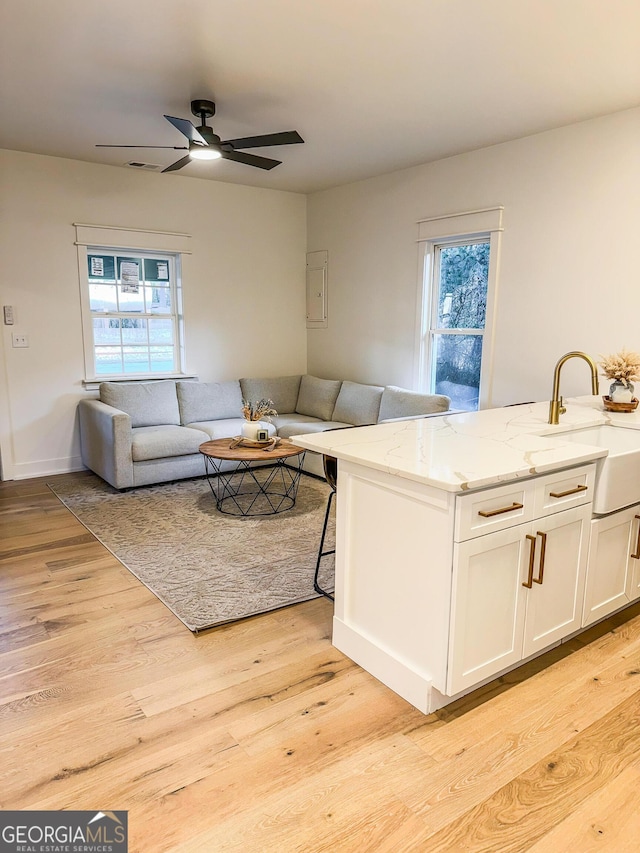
[1,472,640,852]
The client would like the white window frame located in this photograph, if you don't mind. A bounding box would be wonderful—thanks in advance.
[74,223,192,387]
[414,208,503,410]
[81,247,183,380]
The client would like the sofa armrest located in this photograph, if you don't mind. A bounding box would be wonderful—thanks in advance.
[378,408,463,424]
[377,387,450,422]
[78,399,134,489]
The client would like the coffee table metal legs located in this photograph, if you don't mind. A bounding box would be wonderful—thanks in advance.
[203,453,306,516]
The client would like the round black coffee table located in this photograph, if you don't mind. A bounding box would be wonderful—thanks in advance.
[199,438,307,516]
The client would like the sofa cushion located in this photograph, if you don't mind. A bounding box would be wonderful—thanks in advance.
[295,375,342,421]
[100,380,180,428]
[239,375,302,415]
[131,425,207,462]
[271,413,322,430]
[277,419,352,440]
[177,380,243,425]
[187,417,275,440]
[378,386,450,422]
[332,381,384,425]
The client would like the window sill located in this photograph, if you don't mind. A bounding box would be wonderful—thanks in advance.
[82,373,198,392]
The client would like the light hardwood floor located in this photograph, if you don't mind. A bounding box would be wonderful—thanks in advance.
[2,472,640,852]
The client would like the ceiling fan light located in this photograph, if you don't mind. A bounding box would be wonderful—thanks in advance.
[189,145,221,161]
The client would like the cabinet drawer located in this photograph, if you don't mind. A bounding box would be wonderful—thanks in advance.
[455,481,533,542]
[533,464,595,518]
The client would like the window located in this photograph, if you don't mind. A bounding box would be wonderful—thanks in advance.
[416,208,502,411]
[85,250,181,377]
[74,224,191,383]
[427,239,489,410]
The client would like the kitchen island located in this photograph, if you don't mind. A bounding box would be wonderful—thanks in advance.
[293,396,640,713]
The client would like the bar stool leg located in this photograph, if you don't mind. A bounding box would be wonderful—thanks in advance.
[313,488,335,601]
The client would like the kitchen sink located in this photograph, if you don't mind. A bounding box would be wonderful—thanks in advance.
[551,425,640,514]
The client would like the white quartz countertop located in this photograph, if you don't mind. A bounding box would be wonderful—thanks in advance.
[291,396,640,493]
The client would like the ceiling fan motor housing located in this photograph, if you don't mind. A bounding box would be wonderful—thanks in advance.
[198,129,222,147]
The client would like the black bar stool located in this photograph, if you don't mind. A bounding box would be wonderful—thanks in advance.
[313,454,336,601]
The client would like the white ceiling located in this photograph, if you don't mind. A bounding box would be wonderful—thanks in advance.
[1,0,639,194]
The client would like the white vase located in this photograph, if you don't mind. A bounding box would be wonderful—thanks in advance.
[241,420,271,441]
[610,380,634,403]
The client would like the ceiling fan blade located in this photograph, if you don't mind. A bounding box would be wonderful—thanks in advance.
[221,150,282,170]
[161,154,193,173]
[222,130,304,149]
[95,144,188,150]
[164,115,207,145]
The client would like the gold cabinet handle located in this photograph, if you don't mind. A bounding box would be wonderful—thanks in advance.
[534,531,547,584]
[549,484,588,499]
[478,502,524,518]
[631,515,640,560]
[523,534,536,588]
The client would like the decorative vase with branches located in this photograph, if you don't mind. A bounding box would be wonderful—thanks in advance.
[240,398,278,440]
[599,348,640,403]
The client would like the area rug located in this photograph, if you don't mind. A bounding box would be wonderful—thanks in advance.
[49,473,335,632]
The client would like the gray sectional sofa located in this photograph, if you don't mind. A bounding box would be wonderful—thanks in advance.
[78,374,450,489]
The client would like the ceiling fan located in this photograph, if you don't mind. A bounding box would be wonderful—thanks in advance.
[96,99,304,172]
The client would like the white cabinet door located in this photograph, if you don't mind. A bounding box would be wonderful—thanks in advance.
[447,525,530,695]
[448,505,591,696]
[523,505,590,656]
[582,507,637,627]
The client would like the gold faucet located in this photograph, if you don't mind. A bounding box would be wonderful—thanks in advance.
[548,351,600,424]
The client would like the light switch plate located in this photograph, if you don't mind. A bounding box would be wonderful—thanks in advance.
[12,333,29,348]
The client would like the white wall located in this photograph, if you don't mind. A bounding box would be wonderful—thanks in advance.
[307,108,640,406]
[0,150,307,480]
[2,108,638,480]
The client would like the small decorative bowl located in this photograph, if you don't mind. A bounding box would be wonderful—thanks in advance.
[602,396,639,413]
[230,436,281,449]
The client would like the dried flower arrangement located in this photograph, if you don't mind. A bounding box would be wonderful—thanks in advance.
[241,398,278,422]
[598,348,640,387]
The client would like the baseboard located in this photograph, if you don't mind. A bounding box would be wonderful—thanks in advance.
[332,616,434,713]
[4,455,86,481]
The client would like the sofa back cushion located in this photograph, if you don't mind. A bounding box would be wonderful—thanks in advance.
[239,375,302,414]
[378,386,450,422]
[332,381,384,425]
[176,380,243,424]
[296,375,342,421]
[100,380,180,428]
